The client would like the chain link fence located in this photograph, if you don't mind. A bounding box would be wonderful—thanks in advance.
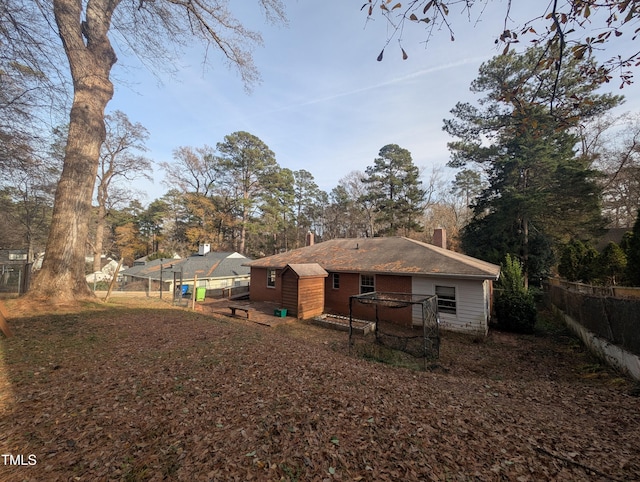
[546,280,640,357]
[0,263,32,297]
[349,292,440,368]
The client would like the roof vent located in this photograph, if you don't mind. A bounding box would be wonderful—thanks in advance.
[198,244,211,256]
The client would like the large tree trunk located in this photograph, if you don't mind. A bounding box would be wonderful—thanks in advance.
[93,201,107,274]
[29,0,118,301]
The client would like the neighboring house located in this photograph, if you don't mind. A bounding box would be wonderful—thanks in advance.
[244,232,501,335]
[130,252,181,267]
[121,245,251,294]
[85,257,127,284]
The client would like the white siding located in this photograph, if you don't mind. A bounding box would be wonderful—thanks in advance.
[205,276,250,290]
[412,277,490,336]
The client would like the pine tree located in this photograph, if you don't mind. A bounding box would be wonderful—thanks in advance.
[362,144,426,236]
[445,48,620,284]
[599,242,627,286]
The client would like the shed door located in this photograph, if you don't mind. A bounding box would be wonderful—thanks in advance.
[281,271,298,316]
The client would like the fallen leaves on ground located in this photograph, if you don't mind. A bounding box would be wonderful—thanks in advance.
[0,298,638,481]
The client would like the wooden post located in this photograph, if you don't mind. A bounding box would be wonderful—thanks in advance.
[0,300,13,338]
[103,259,124,303]
[191,274,198,310]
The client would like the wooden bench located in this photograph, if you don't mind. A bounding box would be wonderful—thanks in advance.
[228,305,252,319]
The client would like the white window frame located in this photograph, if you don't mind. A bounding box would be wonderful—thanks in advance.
[267,269,276,288]
[435,285,457,314]
[360,274,375,294]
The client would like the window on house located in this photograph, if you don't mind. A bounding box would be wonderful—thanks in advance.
[360,274,375,294]
[435,285,456,314]
[332,273,340,289]
[267,269,276,288]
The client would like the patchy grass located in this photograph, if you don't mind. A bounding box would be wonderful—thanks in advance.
[0,299,638,481]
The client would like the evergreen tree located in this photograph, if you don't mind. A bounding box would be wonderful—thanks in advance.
[599,242,627,286]
[495,254,537,333]
[258,167,295,255]
[215,131,279,255]
[450,169,484,209]
[292,169,324,247]
[444,48,620,285]
[559,239,587,282]
[625,210,640,286]
[362,144,426,236]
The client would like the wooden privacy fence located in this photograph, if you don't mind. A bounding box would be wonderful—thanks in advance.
[547,278,640,299]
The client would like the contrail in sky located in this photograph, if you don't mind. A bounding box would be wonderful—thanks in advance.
[244,56,490,119]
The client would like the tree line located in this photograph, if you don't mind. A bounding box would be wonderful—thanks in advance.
[87,134,439,265]
[3,45,640,288]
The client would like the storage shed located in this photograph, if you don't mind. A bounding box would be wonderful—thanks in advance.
[281,263,328,319]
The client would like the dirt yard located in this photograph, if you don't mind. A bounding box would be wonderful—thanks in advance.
[0,297,638,481]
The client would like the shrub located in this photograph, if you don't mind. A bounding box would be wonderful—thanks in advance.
[599,241,627,286]
[495,254,537,333]
[558,239,598,283]
[494,291,537,333]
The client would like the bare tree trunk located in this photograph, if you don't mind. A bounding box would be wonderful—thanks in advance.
[30,0,118,301]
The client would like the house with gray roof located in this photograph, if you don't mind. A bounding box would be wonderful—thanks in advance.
[245,234,500,335]
[121,245,251,296]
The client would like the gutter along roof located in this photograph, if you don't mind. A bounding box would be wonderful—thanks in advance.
[245,237,500,280]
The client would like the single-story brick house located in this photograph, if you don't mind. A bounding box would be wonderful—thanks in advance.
[244,233,500,335]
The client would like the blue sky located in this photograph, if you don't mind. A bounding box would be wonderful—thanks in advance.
[106,1,640,203]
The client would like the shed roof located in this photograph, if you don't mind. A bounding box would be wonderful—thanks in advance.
[245,237,500,280]
[283,263,329,278]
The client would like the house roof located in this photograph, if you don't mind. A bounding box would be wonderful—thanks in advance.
[283,263,329,278]
[245,237,500,280]
[122,252,251,281]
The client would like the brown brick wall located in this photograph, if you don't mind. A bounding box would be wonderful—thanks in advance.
[376,275,413,326]
[249,267,282,302]
[325,272,360,315]
[325,273,412,326]
[252,268,413,326]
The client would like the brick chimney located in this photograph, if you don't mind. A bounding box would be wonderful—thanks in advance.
[433,228,447,250]
[305,231,315,247]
